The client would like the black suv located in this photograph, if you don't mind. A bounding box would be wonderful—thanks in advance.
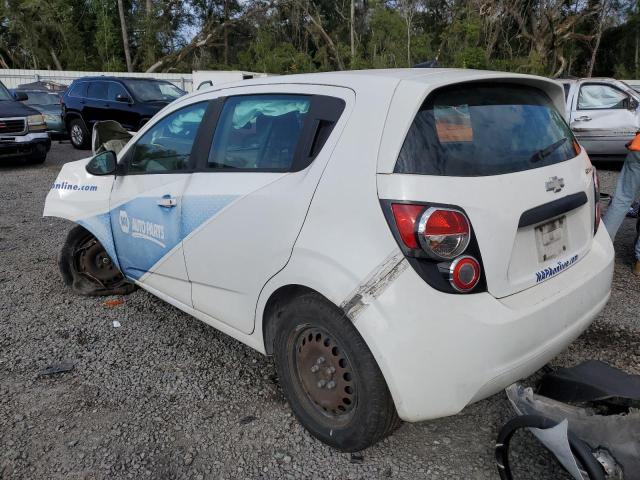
[62,76,185,149]
[0,80,50,164]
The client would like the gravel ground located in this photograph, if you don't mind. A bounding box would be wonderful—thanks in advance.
[1,142,638,480]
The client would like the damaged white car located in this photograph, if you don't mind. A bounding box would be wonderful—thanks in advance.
[44,69,615,451]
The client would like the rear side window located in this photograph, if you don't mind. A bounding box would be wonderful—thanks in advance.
[88,81,108,100]
[208,95,311,170]
[67,82,87,98]
[395,84,578,177]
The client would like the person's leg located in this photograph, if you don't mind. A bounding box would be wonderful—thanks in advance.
[602,151,640,239]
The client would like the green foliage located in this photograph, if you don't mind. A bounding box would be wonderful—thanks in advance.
[92,0,125,71]
[0,0,637,79]
[238,31,316,74]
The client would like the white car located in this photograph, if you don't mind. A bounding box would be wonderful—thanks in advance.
[44,69,614,452]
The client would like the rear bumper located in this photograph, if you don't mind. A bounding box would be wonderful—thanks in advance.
[353,226,614,422]
[0,132,51,159]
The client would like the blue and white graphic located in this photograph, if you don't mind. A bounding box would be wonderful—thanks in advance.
[95,194,241,281]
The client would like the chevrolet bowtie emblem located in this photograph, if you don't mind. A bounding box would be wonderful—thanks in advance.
[545,176,565,193]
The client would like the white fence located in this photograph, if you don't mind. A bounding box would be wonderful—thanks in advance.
[0,69,193,92]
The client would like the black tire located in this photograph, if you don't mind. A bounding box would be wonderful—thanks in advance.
[272,292,400,451]
[59,225,136,296]
[28,154,47,164]
[68,118,90,149]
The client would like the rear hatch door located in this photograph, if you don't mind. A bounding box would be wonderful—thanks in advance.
[377,79,597,298]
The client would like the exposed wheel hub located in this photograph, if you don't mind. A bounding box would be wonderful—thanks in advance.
[74,237,124,287]
[294,327,356,418]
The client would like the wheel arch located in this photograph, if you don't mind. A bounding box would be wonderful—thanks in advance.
[64,111,87,130]
[262,284,321,355]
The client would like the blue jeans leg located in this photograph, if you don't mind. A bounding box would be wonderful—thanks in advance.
[602,151,640,260]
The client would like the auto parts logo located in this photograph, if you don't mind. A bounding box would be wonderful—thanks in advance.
[119,210,130,234]
[545,176,565,193]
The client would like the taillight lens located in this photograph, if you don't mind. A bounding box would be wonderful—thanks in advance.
[390,204,471,259]
[593,168,601,234]
[387,202,483,294]
[391,204,425,249]
[573,139,582,156]
[418,208,470,260]
[449,256,481,292]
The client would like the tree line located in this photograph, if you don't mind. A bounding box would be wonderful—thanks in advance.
[1,0,639,79]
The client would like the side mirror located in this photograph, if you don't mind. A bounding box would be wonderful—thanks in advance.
[86,151,117,176]
[629,97,639,111]
[13,91,28,101]
[116,93,132,103]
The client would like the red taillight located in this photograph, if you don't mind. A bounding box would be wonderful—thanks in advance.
[449,256,481,292]
[391,204,424,249]
[593,168,601,234]
[418,208,470,260]
[573,139,582,156]
[390,205,471,259]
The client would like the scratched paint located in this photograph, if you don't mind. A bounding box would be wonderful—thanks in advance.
[340,251,408,320]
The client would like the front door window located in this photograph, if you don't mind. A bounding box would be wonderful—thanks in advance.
[127,102,207,174]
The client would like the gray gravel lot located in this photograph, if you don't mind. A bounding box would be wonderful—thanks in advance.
[1,142,638,479]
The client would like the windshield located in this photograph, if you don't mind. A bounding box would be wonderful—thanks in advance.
[22,92,60,106]
[395,84,579,176]
[122,80,185,102]
[0,83,13,101]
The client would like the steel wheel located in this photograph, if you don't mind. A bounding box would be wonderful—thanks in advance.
[289,325,357,425]
[73,234,126,290]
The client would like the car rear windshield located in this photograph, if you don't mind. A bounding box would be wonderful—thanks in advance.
[395,83,578,177]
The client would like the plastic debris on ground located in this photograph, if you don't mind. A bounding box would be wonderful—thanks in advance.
[39,360,75,376]
[103,299,125,308]
[497,360,640,480]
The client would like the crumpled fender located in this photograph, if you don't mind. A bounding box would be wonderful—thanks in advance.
[43,157,119,268]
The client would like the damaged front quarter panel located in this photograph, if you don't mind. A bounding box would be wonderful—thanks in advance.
[340,251,408,320]
[43,157,118,267]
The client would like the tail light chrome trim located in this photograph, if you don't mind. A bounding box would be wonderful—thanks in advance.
[416,207,471,260]
[449,256,482,293]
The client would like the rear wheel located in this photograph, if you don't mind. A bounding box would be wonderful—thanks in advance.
[272,293,400,451]
[68,118,90,149]
[59,225,135,296]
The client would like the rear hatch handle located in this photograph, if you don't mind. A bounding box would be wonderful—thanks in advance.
[518,192,588,228]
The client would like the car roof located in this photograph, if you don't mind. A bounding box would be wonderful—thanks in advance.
[73,76,169,82]
[186,68,559,93]
[181,68,564,112]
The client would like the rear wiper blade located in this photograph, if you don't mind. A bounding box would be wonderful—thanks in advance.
[530,137,568,163]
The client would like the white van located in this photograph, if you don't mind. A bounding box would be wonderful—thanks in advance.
[44,69,614,452]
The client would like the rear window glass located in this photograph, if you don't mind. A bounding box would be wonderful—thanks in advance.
[395,84,578,177]
[208,94,311,170]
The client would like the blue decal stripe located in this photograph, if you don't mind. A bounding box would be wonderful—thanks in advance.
[78,195,240,281]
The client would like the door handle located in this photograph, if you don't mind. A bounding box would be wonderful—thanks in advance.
[575,115,592,122]
[157,195,177,208]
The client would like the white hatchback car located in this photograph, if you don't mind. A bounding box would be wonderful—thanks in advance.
[44,69,614,452]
